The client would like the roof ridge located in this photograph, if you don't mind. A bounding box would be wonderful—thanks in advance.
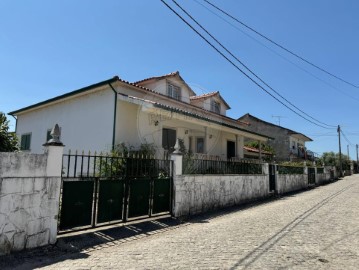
[133,71,179,85]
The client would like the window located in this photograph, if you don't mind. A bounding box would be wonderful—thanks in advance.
[196,137,204,153]
[20,133,31,151]
[162,128,177,152]
[167,83,181,100]
[46,129,52,142]
[211,100,220,114]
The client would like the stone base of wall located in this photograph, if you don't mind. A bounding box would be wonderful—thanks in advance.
[0,177,61,255]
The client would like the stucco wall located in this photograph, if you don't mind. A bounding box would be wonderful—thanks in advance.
[276,174,308,194]
[0,146,62,255]
[239,115,291,161]
[173,174,270,217]
[16,87,114,154]
[317,173,332,185]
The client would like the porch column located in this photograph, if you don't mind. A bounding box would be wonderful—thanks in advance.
[235,135,239,157]
[238,136,244,158]
[204,126,208,154]
[258,140,262,161]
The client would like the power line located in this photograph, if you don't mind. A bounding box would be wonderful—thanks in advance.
[341,130,354,146]
[193,0,359,104]
[171,0,335,128]
[202,0,359,89]
[160,0,335,129]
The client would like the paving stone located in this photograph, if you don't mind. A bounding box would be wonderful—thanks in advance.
[1,175,359,269]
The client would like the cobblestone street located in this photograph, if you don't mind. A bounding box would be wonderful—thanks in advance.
[1,175,359,269]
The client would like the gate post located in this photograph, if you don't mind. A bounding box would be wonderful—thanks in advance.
[170,139,183,176]
[43,124,64,244]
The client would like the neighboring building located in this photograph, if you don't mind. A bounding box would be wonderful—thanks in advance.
[238,113,313,162]
[9,72,271,160]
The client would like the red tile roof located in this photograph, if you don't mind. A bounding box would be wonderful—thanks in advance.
[243,146,273,155]
[190,91,231,109]
[133,71,179,85]
[190,91,219,100]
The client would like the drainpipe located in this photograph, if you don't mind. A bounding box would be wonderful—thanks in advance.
[11,115,18,133]
[108,83,117,151]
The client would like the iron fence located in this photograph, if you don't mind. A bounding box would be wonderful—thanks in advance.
[62,151,171,179]
[183,157,263,175]
[277,165,304,175]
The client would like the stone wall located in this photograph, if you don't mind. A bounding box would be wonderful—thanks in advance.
[0,145,63,255]
[173,174,270,217]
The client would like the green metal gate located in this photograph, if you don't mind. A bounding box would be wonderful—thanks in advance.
[59,152,172,231]
[59,180,94,230]
[308,167,316,185]
[97,179,124,223]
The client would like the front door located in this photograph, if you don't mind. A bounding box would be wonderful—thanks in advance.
[227,140,236,159]
[162,128,176,153]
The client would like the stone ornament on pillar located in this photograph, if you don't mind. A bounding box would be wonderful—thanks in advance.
[172,138,182,155]
[43,124,64,147]
[171,138,183,176]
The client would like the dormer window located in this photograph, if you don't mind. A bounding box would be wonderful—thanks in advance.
[167,83,181,100]
[211,100,220,114]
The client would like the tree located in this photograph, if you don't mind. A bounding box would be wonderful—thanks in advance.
[0,112,19,152]
[319,151,350,169]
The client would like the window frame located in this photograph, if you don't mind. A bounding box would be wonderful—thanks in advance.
[211,99,221,114]
[20,133,32,151]
[167,83,181,100]
[196,137,205,153]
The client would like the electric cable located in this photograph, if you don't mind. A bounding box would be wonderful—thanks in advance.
[203,0,359,89]
[160,0,336,129]
[171,0,336,128]
[193,0,359,103]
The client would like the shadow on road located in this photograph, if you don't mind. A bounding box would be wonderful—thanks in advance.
[0,216,183,270]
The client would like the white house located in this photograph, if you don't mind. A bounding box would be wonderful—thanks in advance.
[9,71,271,159]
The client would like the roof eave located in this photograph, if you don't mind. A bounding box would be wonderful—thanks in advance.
[9,77,119,116]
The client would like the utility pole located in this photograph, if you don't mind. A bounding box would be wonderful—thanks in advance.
[347,145,350,161]
[356,144,358,173]
[338,125,343,177]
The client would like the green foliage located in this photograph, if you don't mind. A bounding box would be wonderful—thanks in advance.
[0,112,19,152]
[245,141,275,154]
[97,142,158,178]
[318,151,351,169]
[277,165,304,175]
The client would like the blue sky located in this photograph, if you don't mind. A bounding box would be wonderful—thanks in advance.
[1,0,358,159]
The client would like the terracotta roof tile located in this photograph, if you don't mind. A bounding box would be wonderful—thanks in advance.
[190,91,219,100]
[133,71,179,85]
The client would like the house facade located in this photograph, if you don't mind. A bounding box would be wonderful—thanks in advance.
[9,72,270,159]
[238,113,313,162]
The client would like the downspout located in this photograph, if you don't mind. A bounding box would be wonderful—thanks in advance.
[109,83,117,151]
[11,115,18,133]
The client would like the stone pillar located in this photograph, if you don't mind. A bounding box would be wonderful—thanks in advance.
[170,139,183,176]
[263,163,269,175]
[42,124,64,245]
[314,166,319,185]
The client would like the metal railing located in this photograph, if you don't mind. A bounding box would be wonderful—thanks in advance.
[277,165,304,175]
[62,150,171,179]
[183,157,263,175]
